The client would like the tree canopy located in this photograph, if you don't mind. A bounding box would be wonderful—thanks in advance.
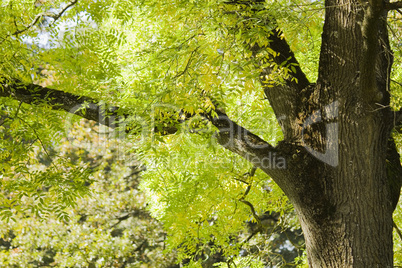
[2,0,402,267]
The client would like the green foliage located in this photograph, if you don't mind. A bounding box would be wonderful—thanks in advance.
[0,0,368,266]
[0,97,91,222]
[0,120,177,267]
[388,10,402,110]
[394,204,402,267]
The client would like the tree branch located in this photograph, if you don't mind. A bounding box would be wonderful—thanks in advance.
[261,28,310,90]
[10,0,78,37]
[0,78,285,174]
[222,0,311,140]
[109,209,152,229]
[207,110,283,172]
[48,0,79,25]
[259,28,311,140]
[0,78,122,128]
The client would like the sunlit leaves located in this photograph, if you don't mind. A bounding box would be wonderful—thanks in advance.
[0,0,323,265]
[138,114,288,264]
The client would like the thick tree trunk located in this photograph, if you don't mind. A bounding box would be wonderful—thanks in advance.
[296,113,394,267]
[261,0,398,266]
[269,116,393,266]
[274,83,395,267]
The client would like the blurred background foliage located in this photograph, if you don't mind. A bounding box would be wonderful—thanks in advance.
[0,119,178,267]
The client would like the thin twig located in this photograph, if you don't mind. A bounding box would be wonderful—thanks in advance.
[392,79,402,87]
[17,116,56,169]
[239,198,261,226]
[394,220,402,241]
[109,214,131,229]
[49,0,78,26]
[12,0,78,37]
[14,101,23,118]
[239,168,261,227]
[174,47,199,78]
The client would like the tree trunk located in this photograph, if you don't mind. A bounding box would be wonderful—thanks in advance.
[295,112,394,267]
[261,0,398,266]
[267,111,394,266]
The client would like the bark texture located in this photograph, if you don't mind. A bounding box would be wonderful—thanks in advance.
[259,0,399,266]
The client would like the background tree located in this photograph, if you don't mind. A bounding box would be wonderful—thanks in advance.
[0,119,180,267]
[1,0,402,267]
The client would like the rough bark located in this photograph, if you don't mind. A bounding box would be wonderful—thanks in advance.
[264,0,399,266]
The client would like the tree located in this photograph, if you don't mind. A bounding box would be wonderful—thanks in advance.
[1,0,402,266]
